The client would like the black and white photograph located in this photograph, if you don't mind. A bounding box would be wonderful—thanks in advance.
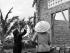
[0,0,70,53]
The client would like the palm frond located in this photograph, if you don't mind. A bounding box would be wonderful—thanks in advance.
[29,17,33,21]
[7,16,19,26]
[6,16,19,30]
[32,0,37,7]
[5,21,18,37]
[22,18,24,21]
[9,16,19,23]
[0,9,4,24]
[34,12,36,26]
[0,9,6,33]
[5,7,13,21]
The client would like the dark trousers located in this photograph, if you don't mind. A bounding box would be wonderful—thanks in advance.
[13,45,22,53]
[37,51,50,53]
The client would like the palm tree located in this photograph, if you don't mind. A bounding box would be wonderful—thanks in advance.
[0,7,19,44]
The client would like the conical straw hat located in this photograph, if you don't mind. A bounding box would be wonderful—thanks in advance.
[35,21,50,32]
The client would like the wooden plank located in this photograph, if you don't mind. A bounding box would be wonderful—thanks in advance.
[51,13,56,45]
[51,13,56,37]
[68,8,70,28]
[61,10,68,23]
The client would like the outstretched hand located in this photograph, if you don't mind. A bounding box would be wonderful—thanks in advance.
[20,29,27,36]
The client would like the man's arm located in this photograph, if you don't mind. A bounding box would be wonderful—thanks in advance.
[20,29,27,36]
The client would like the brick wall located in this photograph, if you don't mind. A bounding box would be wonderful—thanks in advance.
[36,0,70,46]
[53,20,70,46]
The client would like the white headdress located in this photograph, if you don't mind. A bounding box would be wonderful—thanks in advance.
[35,21,50,32]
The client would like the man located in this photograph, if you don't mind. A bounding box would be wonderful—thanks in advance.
[13,28,27,53]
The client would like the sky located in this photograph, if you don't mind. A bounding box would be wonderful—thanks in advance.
[0,0,35,20]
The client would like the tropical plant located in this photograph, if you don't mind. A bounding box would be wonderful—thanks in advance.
[27,17,34,29]
[0,7,19,44]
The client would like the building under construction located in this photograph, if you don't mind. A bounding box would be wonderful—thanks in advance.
[33,0,70,47]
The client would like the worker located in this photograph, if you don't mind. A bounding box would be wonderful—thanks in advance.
[34,21,51,53]
[13,27,27,53]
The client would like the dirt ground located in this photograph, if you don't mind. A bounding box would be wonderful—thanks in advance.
[0,48,36,53]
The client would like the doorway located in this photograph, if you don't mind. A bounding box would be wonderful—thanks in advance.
[51,9,70,46]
